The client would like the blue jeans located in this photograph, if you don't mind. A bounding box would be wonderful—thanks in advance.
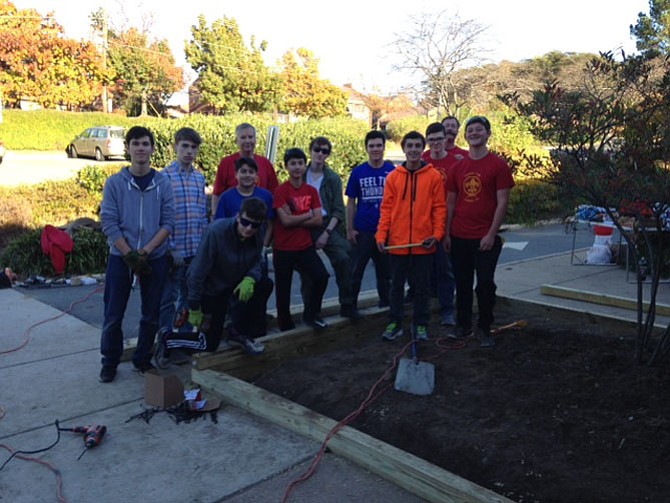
[100,253,169,367]
[158,257,192,332]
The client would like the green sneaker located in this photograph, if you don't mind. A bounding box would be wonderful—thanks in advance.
[414,325,429,341]
[382,322,403,341]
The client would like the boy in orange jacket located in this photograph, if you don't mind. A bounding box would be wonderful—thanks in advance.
[375,131,446,341]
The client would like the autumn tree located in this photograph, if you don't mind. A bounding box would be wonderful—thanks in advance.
[503,52,670,364]
[631,0,670,57]
[391,9,489,117]
[278,48,347,119]
[0,1,104,109]
[185,15,281,114]
[105,27,183,116]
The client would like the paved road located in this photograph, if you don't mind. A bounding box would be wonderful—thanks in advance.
[0,150,117,187]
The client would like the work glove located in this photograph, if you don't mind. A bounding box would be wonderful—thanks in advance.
[233,276,255,302]
[123,250,151,275]
[170,250,184,268]
[188,308,203,329]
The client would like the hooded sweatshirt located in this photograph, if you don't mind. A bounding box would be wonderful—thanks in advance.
[101,167,175,259]
[375,162,446,255]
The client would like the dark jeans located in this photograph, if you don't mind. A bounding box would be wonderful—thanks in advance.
[389,253,432,327]
[302,228,354,309]
[165,276,274,352]
[433,245,455,316]
[351,231,390,308]
[158,256,192,332]
[450,235,503,330]
[100,253,169,367]
[274,247,329,331]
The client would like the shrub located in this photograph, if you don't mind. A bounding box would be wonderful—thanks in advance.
[1,226,108,277]
[77,164,123,194]
[0,110,157,151]
[506,179,574,225]
[385,116,433,144]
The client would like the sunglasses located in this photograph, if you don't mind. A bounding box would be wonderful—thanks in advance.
[312,147,330,155]
[239,216,262,229]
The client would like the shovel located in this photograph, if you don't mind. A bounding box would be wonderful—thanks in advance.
[394,331,435,396]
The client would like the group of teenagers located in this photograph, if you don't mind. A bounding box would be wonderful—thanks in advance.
[98,116,514,384]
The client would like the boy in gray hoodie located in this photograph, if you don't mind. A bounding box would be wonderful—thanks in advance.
[99,126,175,383]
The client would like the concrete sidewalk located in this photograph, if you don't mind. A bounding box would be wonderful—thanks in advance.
[1,250,664,502]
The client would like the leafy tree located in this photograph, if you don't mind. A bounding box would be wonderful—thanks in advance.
[391,9,488,117]
[106,27,184,116]
[631,0,670,57]
[0,1,104,109]
[278,48,347,119]
[502,52,670,364]
[185,15,281,114]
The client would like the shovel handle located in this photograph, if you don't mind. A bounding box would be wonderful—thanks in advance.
[384,243,424,250]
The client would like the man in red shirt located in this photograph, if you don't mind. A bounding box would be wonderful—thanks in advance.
[211,123,279,215]
[445,116,515,348]
[442,115,469,159]
[421,122,456,327]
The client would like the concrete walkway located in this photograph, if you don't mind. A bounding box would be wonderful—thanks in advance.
[1,250,665,502]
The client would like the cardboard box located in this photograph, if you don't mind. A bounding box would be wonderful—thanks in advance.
[144,370,184,409]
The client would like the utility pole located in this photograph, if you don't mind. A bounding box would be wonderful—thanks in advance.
[101,11,109,113]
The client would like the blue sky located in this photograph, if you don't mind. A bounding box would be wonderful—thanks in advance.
[14,0,650,94]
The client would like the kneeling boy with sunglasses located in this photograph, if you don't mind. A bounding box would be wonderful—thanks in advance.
[155,197,273,363]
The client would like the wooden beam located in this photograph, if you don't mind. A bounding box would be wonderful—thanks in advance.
[192,369,512,503]
[192,306,388,376]
[121,291,382,362]
[540,285,670,316]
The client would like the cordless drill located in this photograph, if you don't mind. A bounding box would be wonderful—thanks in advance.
[60,424,107,448]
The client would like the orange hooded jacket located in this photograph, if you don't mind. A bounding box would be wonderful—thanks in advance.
[375,162,446,255]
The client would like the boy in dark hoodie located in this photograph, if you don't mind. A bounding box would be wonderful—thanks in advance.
[375,131,446,342]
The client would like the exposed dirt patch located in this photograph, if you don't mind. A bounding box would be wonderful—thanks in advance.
[254,305,670,502]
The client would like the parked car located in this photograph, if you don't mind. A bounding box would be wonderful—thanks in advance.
[0,141,5,164]
[67,126,125,161]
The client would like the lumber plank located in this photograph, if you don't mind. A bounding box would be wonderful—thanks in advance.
[192,306,388,375]
[193,369,513,503]
[540,284,670,316]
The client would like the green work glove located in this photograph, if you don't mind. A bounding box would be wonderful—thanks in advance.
[233,276,255,302]
[188,308,203,329]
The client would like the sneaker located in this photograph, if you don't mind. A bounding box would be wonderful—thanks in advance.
[440,312,456,326]
[477,327,495,348]
[303,316,328,330]
[153,328,171,369]
[228,329,265,355]
[133,360,155,374]
[381,322,403,341]
[413,325,429,341]
[340,306,363,321]
[99,365,117,383]
[447,325,473,340]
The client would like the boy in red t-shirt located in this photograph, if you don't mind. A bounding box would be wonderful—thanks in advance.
[445,116,515,347]
[273,148,329,331]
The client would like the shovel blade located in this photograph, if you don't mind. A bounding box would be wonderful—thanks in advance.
[394,357,435,396]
